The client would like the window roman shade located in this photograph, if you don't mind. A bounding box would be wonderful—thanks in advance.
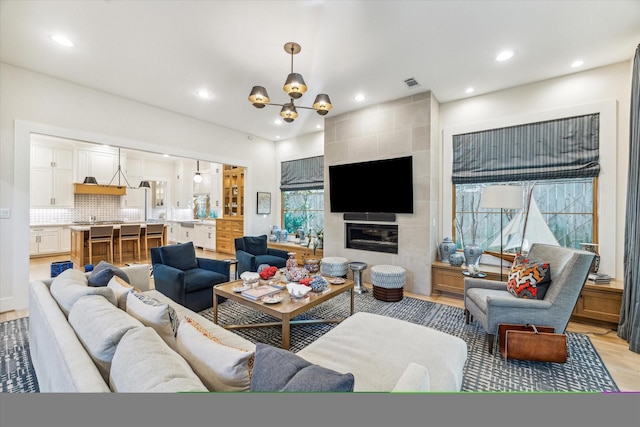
[280,155,324,191]
[452,113,600,184]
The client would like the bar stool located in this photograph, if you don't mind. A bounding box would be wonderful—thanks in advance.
[88,225,114,265]
[144,223,165,257]
[115,224,141,264]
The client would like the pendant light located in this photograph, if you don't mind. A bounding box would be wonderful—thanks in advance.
[105,147,148,189]
[194,160,203,183]
[247,42,332,122]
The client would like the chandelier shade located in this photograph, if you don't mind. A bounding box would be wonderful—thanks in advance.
[248,42,332,122]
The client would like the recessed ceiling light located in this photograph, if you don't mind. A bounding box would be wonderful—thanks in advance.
[465,87,475,94]
[275,136,281,139]
[571,60,584,68]
[316,124,322,129]
[163,154,170,158]
[274,119,282,125]
[496,50,514,62]
[354,94,366,102]
[196,89,213,99]
[50,34,74,47]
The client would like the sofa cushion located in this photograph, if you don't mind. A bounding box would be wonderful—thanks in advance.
[183,268,228,293]
[109,327,208,393]
[250,343,354,392]
[507,255,552,299]
[88,260,130,287]
[243,235,268,256]
[126,292,180,349]
[107,275,140,310]
[176,317,255,391]
[391,362,431,392]
[50,268,117,316]
[68,295,143,383]
[158,242,199,271]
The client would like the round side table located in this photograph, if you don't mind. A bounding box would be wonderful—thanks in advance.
[348,262,368,294]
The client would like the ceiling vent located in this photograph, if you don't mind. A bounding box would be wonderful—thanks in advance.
[403,77,420,88]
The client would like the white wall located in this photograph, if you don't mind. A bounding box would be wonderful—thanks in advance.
[0,63,280,311]
[439,61,632,280]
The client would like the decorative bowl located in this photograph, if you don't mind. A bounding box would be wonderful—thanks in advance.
[286,283,311,299]
[284,266,309,282]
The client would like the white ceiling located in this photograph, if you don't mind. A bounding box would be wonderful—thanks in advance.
[2,1,639,142]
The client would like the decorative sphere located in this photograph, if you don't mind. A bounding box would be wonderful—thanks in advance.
[449,253,464,267]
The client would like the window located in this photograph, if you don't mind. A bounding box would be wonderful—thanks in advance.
[454,178,596,252]
[280,156,324,236]
[282,189,324,235]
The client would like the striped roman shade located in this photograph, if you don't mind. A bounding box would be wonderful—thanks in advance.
[452,114,600,183]
[280,155,324,191]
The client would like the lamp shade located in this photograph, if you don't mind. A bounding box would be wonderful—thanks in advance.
[193,173,203,183]
[83,176,98,185]
[138,180,151,188]
[248,86,270,108]
[283,73,307,99]
[280,103,298,123]
[313,94,333,115]
[481,185,523,209]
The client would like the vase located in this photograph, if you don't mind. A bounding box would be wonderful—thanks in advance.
[439,237,457,263]
[304,258,320,274]
[449,252,464,267]
[463,243,482,267]
[286,252,297,271]
[581,243,600,274]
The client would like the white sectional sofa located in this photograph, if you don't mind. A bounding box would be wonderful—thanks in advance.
[29,264,467,393]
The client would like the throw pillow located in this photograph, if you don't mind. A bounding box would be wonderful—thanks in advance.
[68,295,143,382]
[107,275,140,310]
[507,255,552,299]
[243,235,268,256]
[110,327,207,393]
[50,268,117,316]
[88,260,130,287]
[126,292,180,349]
[158,242,199,271]
[250,343,354,392]
[176,317,255,392]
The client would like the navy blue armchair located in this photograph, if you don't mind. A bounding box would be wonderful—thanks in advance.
[234,235,289,276]
[150,242,229,312]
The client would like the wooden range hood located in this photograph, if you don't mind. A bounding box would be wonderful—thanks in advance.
[74,183,126,195]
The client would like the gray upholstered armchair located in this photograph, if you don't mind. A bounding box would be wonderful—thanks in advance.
[464,243,595,354]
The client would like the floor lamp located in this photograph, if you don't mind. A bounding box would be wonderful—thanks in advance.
[481,185,523,282]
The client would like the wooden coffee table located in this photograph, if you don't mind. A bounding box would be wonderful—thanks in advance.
[213,277,354,350]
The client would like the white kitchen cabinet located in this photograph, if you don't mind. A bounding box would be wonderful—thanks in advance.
[180,225,194,243]
[121,175,145,207]
[167,223,179,243]
[173,160,195,208]
[60,226,71,253]
[30,227,61,256]
[195,222,216,251]
[30,145,74,207]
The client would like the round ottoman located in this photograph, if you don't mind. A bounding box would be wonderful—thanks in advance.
[320,257,349,277]
[371,264,406,302]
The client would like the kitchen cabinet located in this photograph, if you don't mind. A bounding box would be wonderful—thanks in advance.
[121,176,145,207]
[30,227,61,256]
[30,145,74,207]
[77,149,121,184]
[60,226,71,252]
[180,224,195,243]
[195,222,216,251]
[173,160,195,209]
[222,165,244,217]
[215,218,243,254]
[167,223,179,243]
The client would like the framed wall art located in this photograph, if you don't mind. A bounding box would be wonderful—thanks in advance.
[257,192,271,214]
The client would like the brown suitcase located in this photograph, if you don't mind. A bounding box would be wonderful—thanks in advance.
[499,323,567,363]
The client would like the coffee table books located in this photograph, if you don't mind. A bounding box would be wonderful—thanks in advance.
[241,285,281,301]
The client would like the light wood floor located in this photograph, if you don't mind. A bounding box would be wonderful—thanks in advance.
[4,251,639,391]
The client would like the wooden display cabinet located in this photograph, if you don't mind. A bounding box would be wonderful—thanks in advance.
[215,217,244,255]
[431,260,623,327]
[223,165,244,218]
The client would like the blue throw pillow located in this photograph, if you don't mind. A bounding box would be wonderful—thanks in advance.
[250,343,354,392]
[243,235,268,256]
[88,260,130,287]
[158,242,199,271]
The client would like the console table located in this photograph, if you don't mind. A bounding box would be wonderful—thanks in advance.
[267,241,323,266]
[431,260,623,328]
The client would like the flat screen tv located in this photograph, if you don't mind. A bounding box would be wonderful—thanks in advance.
[329,156,413,214]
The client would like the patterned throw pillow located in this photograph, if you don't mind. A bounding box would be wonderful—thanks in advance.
[507,255,551,299]
[126,292,180,349]
[107,275,140,310]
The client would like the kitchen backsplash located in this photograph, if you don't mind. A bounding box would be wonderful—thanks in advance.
[30,194,143,224]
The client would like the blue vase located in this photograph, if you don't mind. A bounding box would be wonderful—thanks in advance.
[463,243,482,267]
[439,237,457,263]
[449,253,464,267]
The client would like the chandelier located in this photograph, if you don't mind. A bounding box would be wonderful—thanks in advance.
[248,42,332,123]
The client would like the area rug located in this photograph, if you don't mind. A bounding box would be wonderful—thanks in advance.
[0,317,39,392]
[0,293,619,393]
[199,292,619,392]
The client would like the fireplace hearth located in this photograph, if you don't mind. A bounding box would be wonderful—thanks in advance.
[345,223,398,254]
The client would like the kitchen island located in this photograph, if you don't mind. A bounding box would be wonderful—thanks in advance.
[70,223,167,267]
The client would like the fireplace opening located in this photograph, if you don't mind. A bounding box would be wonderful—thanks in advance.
[345,223,398,254]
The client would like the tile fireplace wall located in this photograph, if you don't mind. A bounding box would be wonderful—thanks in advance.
[323,91,440,295]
